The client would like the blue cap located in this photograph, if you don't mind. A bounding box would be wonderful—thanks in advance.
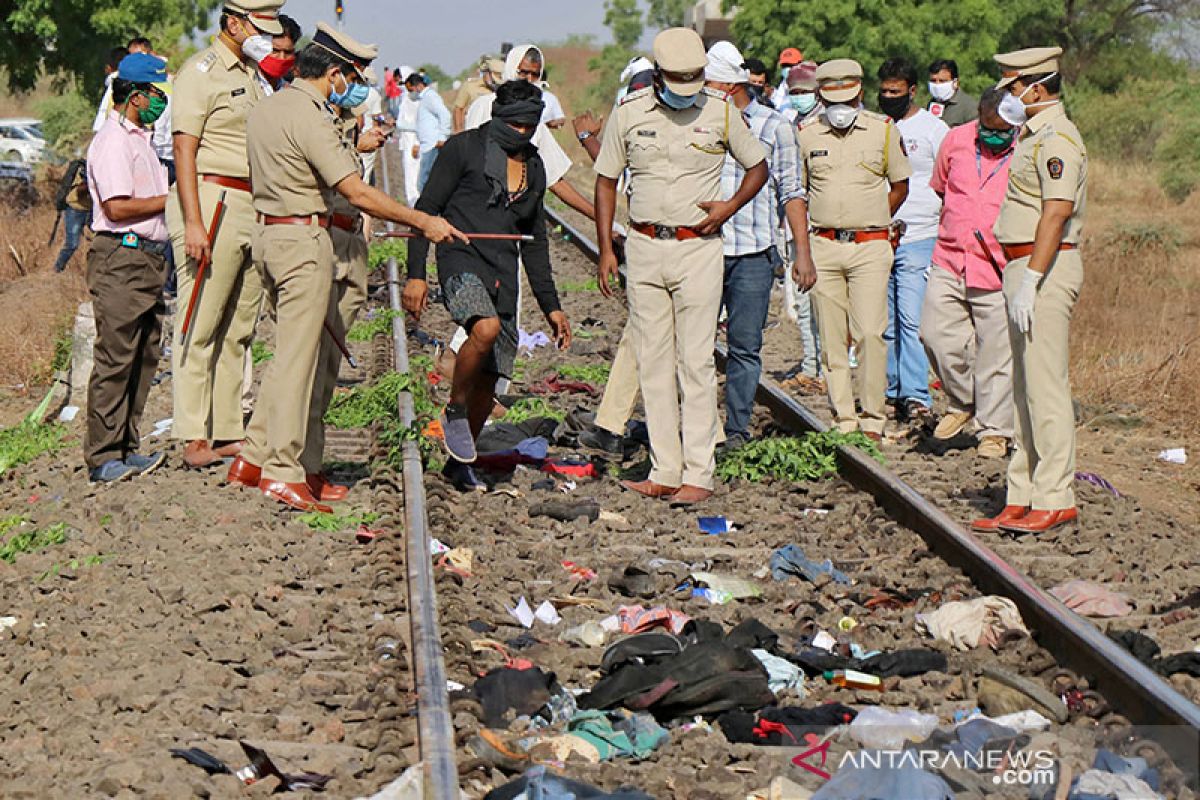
[118,53,168,85]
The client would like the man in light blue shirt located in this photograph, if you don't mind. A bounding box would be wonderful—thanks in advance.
[407,71,452,191]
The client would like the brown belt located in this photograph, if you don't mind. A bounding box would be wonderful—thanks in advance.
[630,221,705,241]
[1001,241,1078,261]
[259,214,330,228]
[813,227,891,244]
[201,174,252,193]
[330,213,361,233]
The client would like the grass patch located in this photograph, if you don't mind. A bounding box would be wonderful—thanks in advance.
[502,397,565,424]
[325,370,412,429]
[0,519,69,564]
[558,363,610,384]
[716,431,883,483]
[0,389,68,474]
[347,308,402,342]
[38,553,109,581]
[1103,221,1184,256]
[559,277,600,293]
[50,328,72,373]
[368,238,407,269]
[251,340,274,365]
[297,510,379,532]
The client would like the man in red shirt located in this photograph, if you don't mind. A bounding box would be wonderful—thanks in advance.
[921,88,1015,458]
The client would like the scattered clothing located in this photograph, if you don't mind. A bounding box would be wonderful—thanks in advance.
[915,596,1028,650]
[1075,471,1121,497]
[518,329,551,353]
[791,647,948,679]
[471,667,559,728]
[1071,770,1162,800]
[811,762,953,800]
[718,703,857,746]
[476,418,561,453]
[1049,580,1133,618]
[484,766,654,800]
[1109,630,1200,678]
[552,709,668,762]
[614,605,690,636]
[847,706,940,750]
[474,437,549,472]
[770,544,852,585]
[752,649,805,696]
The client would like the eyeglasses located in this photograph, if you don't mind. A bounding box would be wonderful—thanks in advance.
[516,68,541,80]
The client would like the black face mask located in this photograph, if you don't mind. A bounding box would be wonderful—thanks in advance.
[878,92,911,120]
[490,121,536,155]
[745,83,765,103]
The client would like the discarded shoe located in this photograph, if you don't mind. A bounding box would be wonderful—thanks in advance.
[999,507,1078,534]
[935,411,973,440]
[259,480,333,513]
[669,485,713,506]
[226,455,261,488]
[529,500,600,523]
[862,431,883,443]
[442,459,487,493]
[306,472,349,502]
[977,436,1009,459]
[89,458,135,484]
[970,505,1029,532]
[579,424,623,456]
[125,451,166,477]
[440,403,477,463]
[620,479,678,499]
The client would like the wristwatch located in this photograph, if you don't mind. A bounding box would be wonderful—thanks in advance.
[577,131,594,142]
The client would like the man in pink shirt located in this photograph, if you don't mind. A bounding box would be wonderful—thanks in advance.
[920,88,1015,458]
[84,53,172,483]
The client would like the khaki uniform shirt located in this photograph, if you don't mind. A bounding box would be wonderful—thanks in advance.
[325,110,364,219]
[994,103,1087,245]
[172,38,267,179]
[246,80,360,217]
[453,77,490,111]
[798,109,912,230]
[595,87,766,227]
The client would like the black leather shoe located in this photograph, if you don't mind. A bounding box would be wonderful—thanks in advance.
[578,424,623,456]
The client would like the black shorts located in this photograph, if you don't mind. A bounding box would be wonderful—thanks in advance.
[442,272,518,379]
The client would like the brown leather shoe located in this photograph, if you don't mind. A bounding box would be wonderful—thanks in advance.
[669,484,713,506]
[183,439,221,468]
[307,473,349,502]
[213,440,244,458]
[226,456,261,488]
[971,505,1030,532]
[999,507,1078,534]
[620,479,679,498]
[259,479,333,513]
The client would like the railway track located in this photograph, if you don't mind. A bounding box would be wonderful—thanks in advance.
[372,146,1199,797]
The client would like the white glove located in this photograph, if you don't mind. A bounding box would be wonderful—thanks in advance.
[611,221,627,239]
[1009,268,1040,335]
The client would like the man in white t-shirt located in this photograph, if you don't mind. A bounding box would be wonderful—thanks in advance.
[877,57,949,421]
[540,86,566,128]
[357,80,385,183]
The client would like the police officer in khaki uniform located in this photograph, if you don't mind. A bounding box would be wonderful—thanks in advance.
[799,59,911,440]
[595,27,767,505]
[972,47,1086,535]
[170,0,284,469]
[226,27,464,512]
[453,57,500,132]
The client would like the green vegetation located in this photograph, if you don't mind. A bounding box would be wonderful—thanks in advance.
[325,370,410,429]
[322,357,440,468]
[0,519,69,564]
[50,328,73,373]
[559,277,600,293]
[38,553,109,581]
[347,308,402,342]
[502,397,566,424]
[250,340,274,365]
[716,431,883,483]
[558,363,611,384]
[1103,221,1185,257]
[298,510,379,532]
[0,390,68,475]
[368,238,407,270]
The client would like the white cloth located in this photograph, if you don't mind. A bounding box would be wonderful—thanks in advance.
[620,56,653,84]
[358,86,384,181]
[1073,771,1163,800]
[894,108,949,244]
[92,73,115,133]
[705,41,749,84]
[915,596,1029,650]
[152,94,173,163]
[541,88,566,124]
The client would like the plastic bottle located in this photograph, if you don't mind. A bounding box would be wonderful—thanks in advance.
[824,669,884,692]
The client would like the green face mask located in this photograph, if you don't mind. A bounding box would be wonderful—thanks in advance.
[137,93,168,126]
[979,125,1016,152]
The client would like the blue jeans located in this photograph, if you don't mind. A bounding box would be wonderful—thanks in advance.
[721,248,777,438]
[417,148,439,192]
[53,207,90,272]
[886,237,935,406]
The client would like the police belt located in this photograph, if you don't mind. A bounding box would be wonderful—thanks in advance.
[201,174,252,193]
[813,227,891,244]
[1000,241,1078,261]
[330,212,363,233]
[258,214,331,228]
[96,231,169,256]
[630,222,707,241]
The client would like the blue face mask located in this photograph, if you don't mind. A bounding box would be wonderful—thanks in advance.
[790,93,818,115]
[330,74,370,108]
[659,85,698,110]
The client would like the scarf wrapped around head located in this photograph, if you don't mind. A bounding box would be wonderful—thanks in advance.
[484,84,544,207]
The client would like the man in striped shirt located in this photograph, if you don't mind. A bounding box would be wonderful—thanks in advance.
[705,42,814,450]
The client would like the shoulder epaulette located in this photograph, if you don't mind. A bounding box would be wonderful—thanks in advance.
[619,86,652,105]
[701,86,731,101]
[194,50,218,74]
[860,109,890,124]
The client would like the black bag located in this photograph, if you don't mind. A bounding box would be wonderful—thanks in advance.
[55,159,86,212]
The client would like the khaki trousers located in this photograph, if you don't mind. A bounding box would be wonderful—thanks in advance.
[168,181,264,442]
[810,236,891,434]
[1003,252,1083,509]
[242,225,334,483]
[625,232,722,489]
[300,226,369,474]
[83,236,167,469]
[920,267,1014,438]
[593,318,641,436]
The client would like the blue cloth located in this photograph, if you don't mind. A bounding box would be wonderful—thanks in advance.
[417,148,439,191]
[484,765,655,800]
[415,89,452,153]
[812,762,953,800]
[722,248,777,437]
[886,236,936,406]
[720,98,805,257]
[1090,749,1159,791]
[770,544,851,585]
[54,207,90,272]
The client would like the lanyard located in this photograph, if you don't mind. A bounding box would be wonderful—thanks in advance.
[975,144,1012,188]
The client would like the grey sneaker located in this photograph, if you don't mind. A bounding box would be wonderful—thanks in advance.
[440,404,477,463]
[716,432,751,457]
[89,459,136,484]
[125,451,167,476]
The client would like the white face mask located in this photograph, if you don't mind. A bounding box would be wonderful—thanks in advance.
[998,72,1060,127]
[928,81,956,102]
[242,34,272,63]
[825,103,859,130]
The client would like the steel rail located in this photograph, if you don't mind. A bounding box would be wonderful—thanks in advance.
[545,203,1200,780]
[380,155,460,797]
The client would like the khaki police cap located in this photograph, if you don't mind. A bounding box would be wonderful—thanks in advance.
[313,22,377,78]
[653,28,707,95]
[815,58,863,104]
[224,0,284,35]
[485,57,505,77]
[994,46,1062,88]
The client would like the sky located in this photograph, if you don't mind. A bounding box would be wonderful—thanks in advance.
[232,0,619,77]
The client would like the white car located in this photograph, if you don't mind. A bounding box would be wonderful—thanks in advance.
[0,118,46,164]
